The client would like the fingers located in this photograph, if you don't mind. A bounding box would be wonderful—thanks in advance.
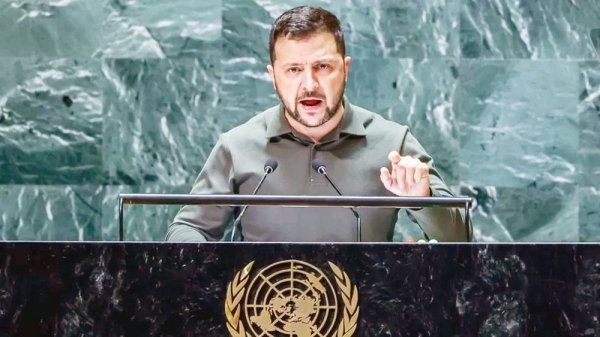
[387,151,401,164]
[383,152,430,196]
[406,157,421,188]
[380,167,393,189]
[414,162,430,183]
[396,156,411,190]
[389,153,429,189]
[387,151,401,179]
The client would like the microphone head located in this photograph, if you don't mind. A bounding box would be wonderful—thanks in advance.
[311,158,326,173]
[264,158,278,173]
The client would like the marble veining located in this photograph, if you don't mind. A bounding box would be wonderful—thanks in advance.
[458,60,579,188]
[0,242,598,336]
[457,184,578,242]
[0,185,103,241]
[580,61,600,189]
[101,0,222,58]
[102,56,221,187]
[580,187,600,242]
[0,0,599,242]
[461,0,600,59]
[0,58,104,185]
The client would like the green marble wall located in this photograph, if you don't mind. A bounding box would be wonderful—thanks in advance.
[0,0,598,242]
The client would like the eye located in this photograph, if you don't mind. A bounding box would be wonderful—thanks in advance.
[288,67,300,73]
[318,64,329,70]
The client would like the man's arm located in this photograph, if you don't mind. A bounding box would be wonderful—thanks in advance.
[401,131,470,242]
[165,134,236,242]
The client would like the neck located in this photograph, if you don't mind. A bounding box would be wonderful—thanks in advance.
[286,105,345,143]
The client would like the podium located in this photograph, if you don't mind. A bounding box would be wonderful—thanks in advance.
[0,241,596,336]
[0,195,590,336]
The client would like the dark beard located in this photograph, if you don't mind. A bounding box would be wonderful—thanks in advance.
[275,83,345,128]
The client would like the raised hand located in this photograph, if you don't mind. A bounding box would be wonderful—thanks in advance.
[380,151,431,197]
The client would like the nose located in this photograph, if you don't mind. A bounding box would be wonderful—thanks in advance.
[302,68,319,92]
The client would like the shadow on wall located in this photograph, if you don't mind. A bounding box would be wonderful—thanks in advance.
[592,28,600,57]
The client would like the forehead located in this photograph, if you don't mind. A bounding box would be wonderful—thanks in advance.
[273,32,340,63]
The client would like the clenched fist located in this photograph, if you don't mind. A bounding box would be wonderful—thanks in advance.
[380,151,431,197]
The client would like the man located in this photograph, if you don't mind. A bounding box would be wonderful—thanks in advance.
[166,6,469,242]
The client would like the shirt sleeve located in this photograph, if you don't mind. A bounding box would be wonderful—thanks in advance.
[165,133,236,242]
[400,130,471,242]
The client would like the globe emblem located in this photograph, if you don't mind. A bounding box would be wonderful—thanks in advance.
[243,260,339,337]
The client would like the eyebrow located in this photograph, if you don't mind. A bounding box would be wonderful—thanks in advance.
[282,58,339,67]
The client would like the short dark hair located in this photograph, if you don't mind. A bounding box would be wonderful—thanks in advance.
[269,6,345,64]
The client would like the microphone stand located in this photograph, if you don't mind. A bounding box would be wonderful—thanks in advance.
[230,163,276,241]
[319,168,362,242]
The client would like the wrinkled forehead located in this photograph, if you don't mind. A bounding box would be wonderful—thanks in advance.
[273,32,342,65]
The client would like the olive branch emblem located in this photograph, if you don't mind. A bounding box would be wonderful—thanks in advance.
[225,261,254,337]
[328,262,359,337]
[225,260,359,337]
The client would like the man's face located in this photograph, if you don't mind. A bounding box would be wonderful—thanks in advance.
[267,32,351,128]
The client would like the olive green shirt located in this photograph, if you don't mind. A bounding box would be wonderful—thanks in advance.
[166,97,468,242]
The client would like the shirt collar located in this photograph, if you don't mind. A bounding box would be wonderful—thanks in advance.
[265,96,367,139]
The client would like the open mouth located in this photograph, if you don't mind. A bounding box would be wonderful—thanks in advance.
[299,98,324,108]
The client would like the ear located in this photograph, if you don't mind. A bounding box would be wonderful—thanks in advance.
[343,56,351,82]
[266,64,276,90]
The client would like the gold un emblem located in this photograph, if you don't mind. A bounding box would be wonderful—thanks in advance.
[225,259,359,337]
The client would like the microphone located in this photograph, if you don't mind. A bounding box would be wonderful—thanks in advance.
[230,158,278,241]
[311,158,362,242]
